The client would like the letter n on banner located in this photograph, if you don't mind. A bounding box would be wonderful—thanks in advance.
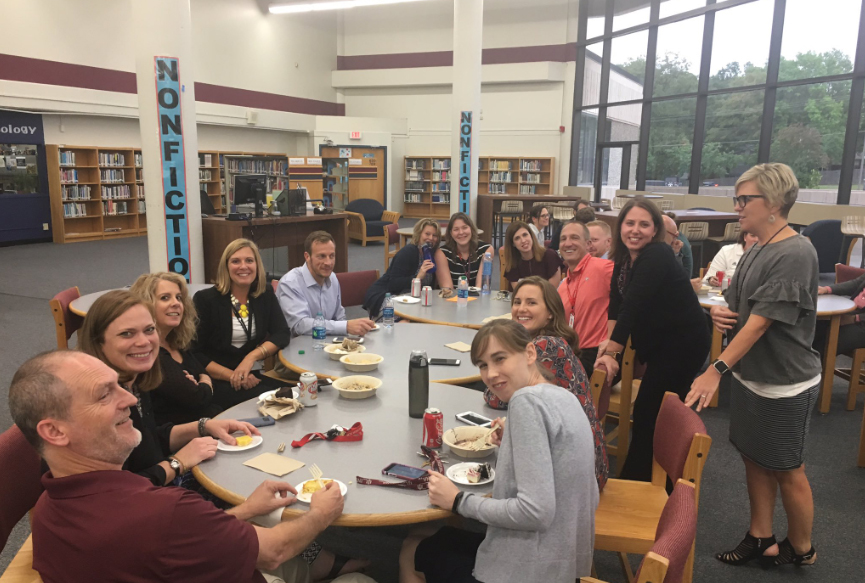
[155,56,191,282]
[458,111,472,214]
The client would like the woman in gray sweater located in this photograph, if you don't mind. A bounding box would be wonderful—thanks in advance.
[400,319,598,583]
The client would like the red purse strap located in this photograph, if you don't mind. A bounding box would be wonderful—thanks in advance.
[291,422,363,448]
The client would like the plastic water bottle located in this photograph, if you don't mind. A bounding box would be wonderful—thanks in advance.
[457,276,469,307]
[422,243,437,274]
[382,293,395,328]
[481,250,493,295]
[312,312,326,350]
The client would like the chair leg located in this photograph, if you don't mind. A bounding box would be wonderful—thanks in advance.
[848,350,865,411]
[859,403,865,467]
[683,541,696,583]
[618,552,635,583]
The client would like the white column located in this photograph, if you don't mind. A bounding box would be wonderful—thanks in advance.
[450,0,483,219]
[131,0,204,282]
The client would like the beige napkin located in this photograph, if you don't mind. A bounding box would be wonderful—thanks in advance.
[481,313,512,324]
[258,397,303,420]
[243,453,305,477]
[445,341,472,353]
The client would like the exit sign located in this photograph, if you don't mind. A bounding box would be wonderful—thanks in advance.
[350,131,362,140]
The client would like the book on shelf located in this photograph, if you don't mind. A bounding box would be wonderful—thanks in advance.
[59,151,77,166]
[404,193,423,203]
[100,169,126,183]
[490,171,512,183]
[226,158,287,175]
[63,202,88,218]
[134,152,143,167]
[406,169,424,180]
[62,185,91,201]
[519,185,537,194]
[488,183,507,194]
[407,160,425,170]
[98,152,126,167]
[490,160,512,171]
[60,169,78,184]
[200,153,212,167]
[102,200,129,216]
[521,173,541,183]
[102,185,132,200]
[136,184,145,198]
[519,160,542,171]
[432,170,448,181]
[405,181,425,191]
[199,169,212,181]
[138,200,146,214]
[432,183,450,192]
[432,159,450,170]
[432,194,450,204]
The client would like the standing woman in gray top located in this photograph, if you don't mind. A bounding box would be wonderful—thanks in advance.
[687,163,820,568]
[400,319,598,583]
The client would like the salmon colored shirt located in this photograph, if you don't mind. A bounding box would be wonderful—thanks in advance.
[558,253,613,349]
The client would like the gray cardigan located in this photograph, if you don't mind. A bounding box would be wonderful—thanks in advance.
[829,271,865,298]
[458,383,598,583]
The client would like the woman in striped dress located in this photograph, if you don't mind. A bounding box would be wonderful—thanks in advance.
[687,163,820,567]
[434,212,491,295]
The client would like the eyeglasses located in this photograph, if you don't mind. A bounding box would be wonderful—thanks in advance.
[539,213,550,218]
[732,194,765,207]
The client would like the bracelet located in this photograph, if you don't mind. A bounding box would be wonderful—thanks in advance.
[452,491,466,515]
[198,417,211,437]
[258,346,268,360]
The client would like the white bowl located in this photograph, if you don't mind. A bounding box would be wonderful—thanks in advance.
[339,352,383,372]
[443,426,496,459]
[324,343,366,361]
[331,375,382,399]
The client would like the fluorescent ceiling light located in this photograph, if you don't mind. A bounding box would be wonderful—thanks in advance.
[270,0,432,14]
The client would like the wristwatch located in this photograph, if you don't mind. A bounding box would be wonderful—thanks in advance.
[198,417,211,437]
[604,351,622,360]
[167,457,184,476]
[712,359,730,376]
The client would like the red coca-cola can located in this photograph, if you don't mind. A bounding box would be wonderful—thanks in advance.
[411,278,422,297]
[421,286,433,306]
[715,270,725,283]
[423,407,443,448]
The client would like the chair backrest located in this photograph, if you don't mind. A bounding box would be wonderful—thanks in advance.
[634,480,698,583]
[612,196,627,210]
[271,279,279,293]
[498,246,508,291]
[679,221,709,242]
[651,393,712,504]
[0,425,44,551]
[722,221,741,242]
[589,367,610,420]
[386,222,400,245]
[842,215,865,235]
[500,200,523,213]
[659,200,674,211]
[802,219,843,273]
[836,262,865,284]
[49,286,83,349]
[336,270,381,308]
[345,198,384,221]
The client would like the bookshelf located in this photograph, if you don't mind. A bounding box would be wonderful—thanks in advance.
[478,157,555,195]
[402,156,452,219]
[198,151,223,212]
[223,154,289,208]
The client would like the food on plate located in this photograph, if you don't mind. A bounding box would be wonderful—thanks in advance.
[466,467,481,483]
[341,338,360,352]
[466,462,492,483]
[301,479,334,495]
[454,437,492,449]
[340,379,375,391]
[477,462,492,480]
[275,386,296,399]
[235,435,253,447]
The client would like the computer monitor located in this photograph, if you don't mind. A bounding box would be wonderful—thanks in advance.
[234,174,267,217]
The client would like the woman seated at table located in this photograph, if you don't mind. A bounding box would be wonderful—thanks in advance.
[701,229,759,286]
[192,238,291,409]
[485,276,608,491]
[79,290,258,488]
[364,217,440,317]
[501,221,562,291]
[815,269,865,360]
[595,198,710,482]
[400,319,598,583]
[527,204,550,243]
[129,271,222,426]
[435,212,491,295]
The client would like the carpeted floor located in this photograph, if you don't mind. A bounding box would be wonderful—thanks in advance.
[1,222,864,582]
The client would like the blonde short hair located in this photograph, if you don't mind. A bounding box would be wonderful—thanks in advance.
[736,163,799,218]
[411,218,441,247]
[214,238,267,298]
[129,272,198,351]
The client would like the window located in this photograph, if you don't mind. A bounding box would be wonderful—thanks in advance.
[612,1,651,32]
[0,144,40,194]
[645,98,697,192]
[586,10,605,40]
[605,103,643,142]
[654,16,704,97]
[608,30,649,103]
[576,110,599,187]
[699,89,764,195]
[659,0,705,19]
[708,0,773,91]
[779,0,860,82]
[583,42,604,107]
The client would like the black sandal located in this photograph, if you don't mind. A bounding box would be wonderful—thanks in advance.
[772,538,817,566]
[716,532,777,566]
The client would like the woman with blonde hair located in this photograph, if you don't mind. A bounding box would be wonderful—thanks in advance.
[363,217,441,317]
[502,220,562,290]
[192,238,291,408]
[130,271,221,426]
[434,212,491,294]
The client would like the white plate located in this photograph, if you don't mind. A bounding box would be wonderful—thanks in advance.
[446,462,495,486]
[393,296,420,304]
[369,323,380,331]
[708,295,727,303]
[217,434,263,452]
[258,388,299,402]
[294,479,348,503]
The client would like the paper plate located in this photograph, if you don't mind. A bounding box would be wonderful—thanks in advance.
[258,388,299,402]
[217,434,263,452]
[393,295,420,304]
[446,462,495,486]
[294,479,348,503]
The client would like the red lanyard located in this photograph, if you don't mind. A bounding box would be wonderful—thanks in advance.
[291,422,363,448]
[356,446,445,490]
[568,266,586,314]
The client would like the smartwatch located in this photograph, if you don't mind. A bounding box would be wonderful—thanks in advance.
[712,359,730,376]
[604,351,622,360]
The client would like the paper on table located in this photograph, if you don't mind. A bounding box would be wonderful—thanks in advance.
[445,296,477,303]
[445,341,472,353]
[481,313,512,324]
[244,453,305,477]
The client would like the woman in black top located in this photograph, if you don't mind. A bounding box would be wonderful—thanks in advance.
[434,212,491,294]
[79,290,258,487]
[130,271,222,425]
[502,220,563,290]
[364,217,440,317]
[595,199,710,481]
[193,238,292,409]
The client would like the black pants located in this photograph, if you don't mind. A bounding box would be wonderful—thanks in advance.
[212,371,287,409]
[814,320,865,360]
[619,335,710,482]
[415,526,484,583]
[578,346,598,379]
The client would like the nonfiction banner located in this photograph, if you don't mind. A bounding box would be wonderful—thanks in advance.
[458,111,472,214]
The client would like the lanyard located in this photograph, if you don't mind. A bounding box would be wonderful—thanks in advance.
[291,422,364,448]
[356,446,445,490]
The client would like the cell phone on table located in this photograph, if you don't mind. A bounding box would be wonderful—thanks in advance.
[455,411,492,427]
[382,463,429,480]
[237,416,276,428]
[429,358,461,366]
[332,337,364,344]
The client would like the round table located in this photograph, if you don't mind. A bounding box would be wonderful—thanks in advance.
[278,323,482,385]
[396,227,483,248]
[69,283,213,316]
[696,290,855,412]
[394,292,511,330]
[192,381,499,526]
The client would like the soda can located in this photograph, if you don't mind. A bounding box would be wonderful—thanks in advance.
[421,286,433,306]
[298,372,319,407]
[721,276,731,292]
[715,270,725,285]
[411,278,422,297]
[423,407,444,448]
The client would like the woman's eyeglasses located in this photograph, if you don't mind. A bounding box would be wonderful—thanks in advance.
[732,194,765,207]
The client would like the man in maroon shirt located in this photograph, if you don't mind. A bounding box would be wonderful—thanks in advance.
[8,350,373,583]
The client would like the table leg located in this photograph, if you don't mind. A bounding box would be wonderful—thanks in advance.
[819,315,841,414]
[399,233,409,249]
[858,403,865,467]
[708,327,723,408]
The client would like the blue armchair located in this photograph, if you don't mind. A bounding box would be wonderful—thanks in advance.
[344,199,400,246]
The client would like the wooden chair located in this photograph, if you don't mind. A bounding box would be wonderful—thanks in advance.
[708,221,741,244]
[841,215,865,267]
[612,196,628,210]
[603,338,640,472]
[344,199,400,246]
[658,199,674,211]
[384,223,400,272]
[679,222,709,277]
[590,367,611,420]
[830,263,865,410]
[859,404,865,467]
[583,480,697,583]
[335,270,380,308]
[48,287,83,349]
[498,247,509,291]
[595,392,712,583]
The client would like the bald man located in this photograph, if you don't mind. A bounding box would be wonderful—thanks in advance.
[662,214,693,277]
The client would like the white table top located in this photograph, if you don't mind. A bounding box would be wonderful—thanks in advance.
[69,284,213,316]
[394,292,511,329]
[697,290,855,315]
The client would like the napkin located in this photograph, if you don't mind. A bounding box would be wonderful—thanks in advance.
[445,341,472,353]
[445,296,477,303]
[243,453,305,477]
[251,492,291,528]
[481,313,512,324]
[258,397,303,420]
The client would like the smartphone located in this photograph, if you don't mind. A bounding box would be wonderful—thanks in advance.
[237,416,276,428]
[382,463,428,480]
[429,358,461,366]
[455,411,493,427]
[332,337,364,344]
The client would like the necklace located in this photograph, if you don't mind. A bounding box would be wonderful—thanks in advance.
[231,293,249,318]
[122,383,143,417]
[734,224,789,306]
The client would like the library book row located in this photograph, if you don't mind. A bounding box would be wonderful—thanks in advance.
[63,200,146,218]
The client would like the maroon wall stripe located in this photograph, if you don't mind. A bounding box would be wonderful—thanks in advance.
[0,53,344,117]
[337,43,578,71]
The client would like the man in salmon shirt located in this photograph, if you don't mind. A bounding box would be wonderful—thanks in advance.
[557,220,614,376]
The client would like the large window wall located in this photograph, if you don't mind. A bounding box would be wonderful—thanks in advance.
[569,0,865,205]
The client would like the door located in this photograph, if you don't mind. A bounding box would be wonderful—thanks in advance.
[594,141,639,202]
[320,145,386,206]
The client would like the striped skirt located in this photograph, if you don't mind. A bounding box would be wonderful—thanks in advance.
[729,377,819,471]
